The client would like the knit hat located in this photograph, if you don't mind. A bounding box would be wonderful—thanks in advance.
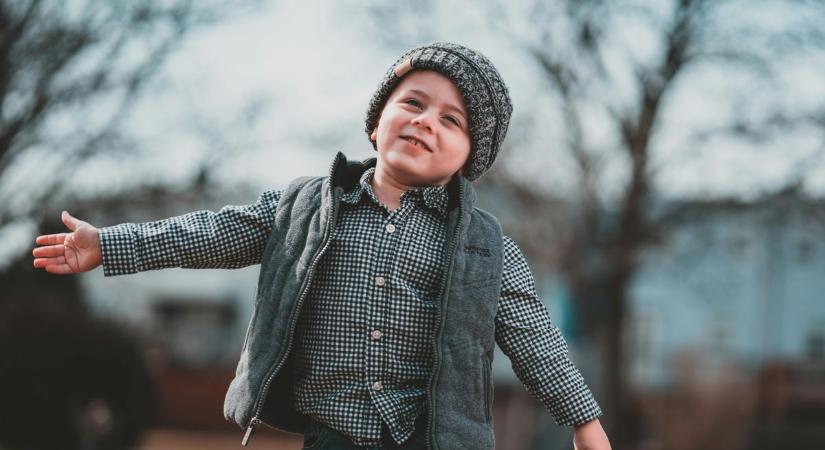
[365,42,513,181]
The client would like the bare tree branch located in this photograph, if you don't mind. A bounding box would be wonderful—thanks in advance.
[0,0,257,224]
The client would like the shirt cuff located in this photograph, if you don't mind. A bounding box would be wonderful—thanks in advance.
[99,223,140,276]
[549,384,604,427]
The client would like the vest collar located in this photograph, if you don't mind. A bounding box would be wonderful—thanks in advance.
[326,151,475,213]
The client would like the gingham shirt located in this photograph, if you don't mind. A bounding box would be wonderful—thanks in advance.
[99,168,602,446]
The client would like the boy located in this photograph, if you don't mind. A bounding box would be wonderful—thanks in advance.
[33,42,611,450]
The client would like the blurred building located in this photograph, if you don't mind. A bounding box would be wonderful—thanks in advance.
[77,184,260,430]
[626,191,825,450]
[627,191,825,388]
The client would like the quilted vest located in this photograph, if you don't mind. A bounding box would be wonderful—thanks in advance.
[224,152,503,449]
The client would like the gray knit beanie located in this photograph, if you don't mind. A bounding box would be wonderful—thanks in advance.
[365,42,513,181]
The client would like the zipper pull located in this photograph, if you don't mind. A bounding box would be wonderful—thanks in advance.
[242,417,261,446]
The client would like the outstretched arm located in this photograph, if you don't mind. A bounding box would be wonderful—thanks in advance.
[33,190,282,277]
[495,235,610,449]
[33,211,102,274]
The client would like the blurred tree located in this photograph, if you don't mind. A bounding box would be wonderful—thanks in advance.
[0,2,257,448]
[0,295,156,450]
[0,0,253,229]
[366,0,825,448]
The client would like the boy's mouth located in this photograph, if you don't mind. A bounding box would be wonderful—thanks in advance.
[400,135,433,152]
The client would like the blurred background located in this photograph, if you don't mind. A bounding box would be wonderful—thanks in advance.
[1,0,824,449]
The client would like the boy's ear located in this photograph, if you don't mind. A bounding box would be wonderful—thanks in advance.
[370,128,377,141]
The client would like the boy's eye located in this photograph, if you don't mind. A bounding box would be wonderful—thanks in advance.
[404,98,423,108]
[444,115,461,127]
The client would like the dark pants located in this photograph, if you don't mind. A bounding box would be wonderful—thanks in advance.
[301,414,429,450]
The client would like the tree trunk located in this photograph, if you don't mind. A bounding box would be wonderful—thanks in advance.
[571,271,640,450]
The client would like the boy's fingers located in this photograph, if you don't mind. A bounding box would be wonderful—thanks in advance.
[32,244,65,258]
[35,234,67,245]
[34,256,66,269]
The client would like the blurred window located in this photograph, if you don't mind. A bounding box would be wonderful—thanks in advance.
[796,239,814,265]
[152,299,236,368]
[805,328,824,360]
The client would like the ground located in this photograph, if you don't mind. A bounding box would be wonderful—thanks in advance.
[139,428,303,450]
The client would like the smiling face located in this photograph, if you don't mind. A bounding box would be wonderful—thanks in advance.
[370,70,471,186]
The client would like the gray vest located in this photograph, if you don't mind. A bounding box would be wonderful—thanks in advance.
[224,152,504,450]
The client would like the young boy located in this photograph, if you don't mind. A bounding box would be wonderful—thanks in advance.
[33,42,611,450]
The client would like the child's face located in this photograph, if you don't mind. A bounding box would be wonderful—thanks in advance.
[370,70,471,186]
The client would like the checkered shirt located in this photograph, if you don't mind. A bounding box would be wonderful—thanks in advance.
[99,168,603,446]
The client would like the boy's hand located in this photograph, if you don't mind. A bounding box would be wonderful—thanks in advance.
[32,211,102,274]
[573,418,612,450]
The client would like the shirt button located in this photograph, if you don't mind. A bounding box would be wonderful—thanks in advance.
[375,276,386,286]
[371,330,383,340]
[385,223,396,233]
[372,381,383,391]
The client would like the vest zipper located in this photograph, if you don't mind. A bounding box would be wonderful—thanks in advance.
[241,185,342,446]
[425,180,465,450]
[482,356,492,421]
[241,417,261,446]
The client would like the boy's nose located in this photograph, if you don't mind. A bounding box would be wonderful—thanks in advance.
[411,114,435,132]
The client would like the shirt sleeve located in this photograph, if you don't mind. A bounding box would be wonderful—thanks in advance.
[495,235,603,427]
[98,190,282,277]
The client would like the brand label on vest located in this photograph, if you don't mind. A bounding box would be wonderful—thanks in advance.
[464,245,491,257]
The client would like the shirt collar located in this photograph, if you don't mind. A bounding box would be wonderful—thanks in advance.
[341,167,449,216]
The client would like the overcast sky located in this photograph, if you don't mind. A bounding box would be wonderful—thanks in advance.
[3,0,825,268]
[100,0,537,194]
[66,0,825,201]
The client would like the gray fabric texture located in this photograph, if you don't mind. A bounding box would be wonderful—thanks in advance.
[365,42,513,181]
[223,152,504,450]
